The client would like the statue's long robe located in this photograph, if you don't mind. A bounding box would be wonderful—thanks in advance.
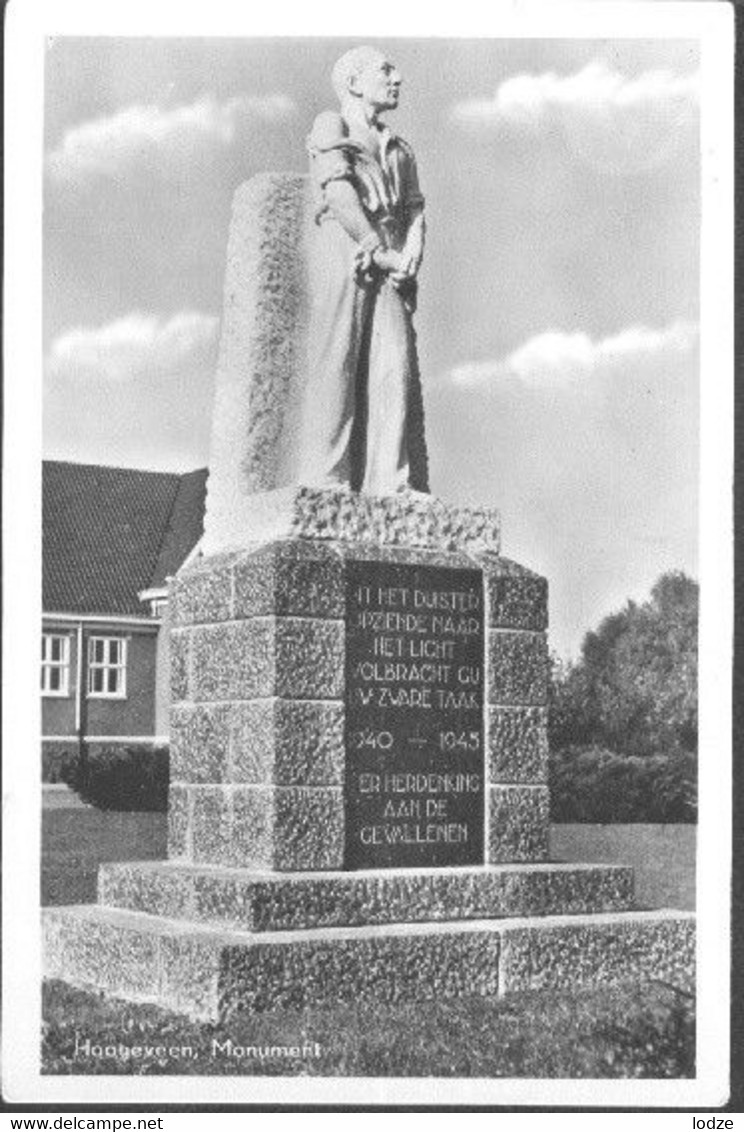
[299,111,429,495]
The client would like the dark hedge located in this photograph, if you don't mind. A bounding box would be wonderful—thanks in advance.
[550,744,697,824]
[61,744,169,812]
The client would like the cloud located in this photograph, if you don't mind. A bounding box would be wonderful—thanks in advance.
[46,94,296,184]
[46,311,218,382]
[450,62,698,172]
[452,61,698,129]
[450,320,699,387]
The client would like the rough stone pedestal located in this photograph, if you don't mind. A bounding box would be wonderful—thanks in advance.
[43,490,695,1020]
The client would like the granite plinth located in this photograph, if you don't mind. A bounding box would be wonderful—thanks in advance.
[488,707,549,784]
[43,903,695,1021]
[488,786,550,863]
[171,782,553,871]
[172,700,345,786]
[185,617,344,703]
[483,557,548,632]
[98,860,636,931]
[488,630,549,706]
[176,783,345,871]
[169,537,555,871]
[170,540,344,627]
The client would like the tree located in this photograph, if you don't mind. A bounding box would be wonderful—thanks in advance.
[549,571,698,760]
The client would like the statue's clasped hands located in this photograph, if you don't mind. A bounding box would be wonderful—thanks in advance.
[353,238,421,289]
[377,246,421,289]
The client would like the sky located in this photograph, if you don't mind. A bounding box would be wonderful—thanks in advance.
[42,36,701,657]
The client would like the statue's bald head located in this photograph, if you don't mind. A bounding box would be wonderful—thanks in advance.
[331,46,387,103]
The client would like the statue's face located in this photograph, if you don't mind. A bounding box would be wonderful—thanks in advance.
[352,51,401,111]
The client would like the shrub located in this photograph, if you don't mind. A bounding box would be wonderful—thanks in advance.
[61,744,169,812]
[42,742,79,784]
[549,744,697,824]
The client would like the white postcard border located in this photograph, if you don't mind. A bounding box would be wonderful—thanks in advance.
[3,0,733,1108]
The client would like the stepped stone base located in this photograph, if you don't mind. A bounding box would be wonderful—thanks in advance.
[97,860,634,932]
[43,902,695,1022]
[43,861,695,1022]
[98,860,635,931]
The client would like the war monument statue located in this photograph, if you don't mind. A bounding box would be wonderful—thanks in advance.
[44,48,694,1022]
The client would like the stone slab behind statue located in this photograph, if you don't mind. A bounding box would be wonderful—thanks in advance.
[203,174,313,556]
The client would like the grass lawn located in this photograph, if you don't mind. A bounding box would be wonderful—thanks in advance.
[41,808,167,906]
[551,824,695,911]
[42,978,694,1078]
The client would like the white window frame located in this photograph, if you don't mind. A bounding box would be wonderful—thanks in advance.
[87,635,128,699]
[41,632,71,697]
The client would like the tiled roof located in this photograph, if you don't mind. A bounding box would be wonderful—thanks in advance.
[43,461,207,616]
[150,468,208,589]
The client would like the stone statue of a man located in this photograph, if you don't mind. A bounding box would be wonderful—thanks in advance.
[299,46,429,496]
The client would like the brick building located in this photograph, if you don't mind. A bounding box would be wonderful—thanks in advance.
[42,461,206,780]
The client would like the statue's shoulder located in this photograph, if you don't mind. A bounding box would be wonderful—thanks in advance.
[308,110,350,150]
[391,132,416,159]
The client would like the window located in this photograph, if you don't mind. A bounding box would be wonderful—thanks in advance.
[150,597,168,618]
[87,636,127,698]
[41,633,70,696]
